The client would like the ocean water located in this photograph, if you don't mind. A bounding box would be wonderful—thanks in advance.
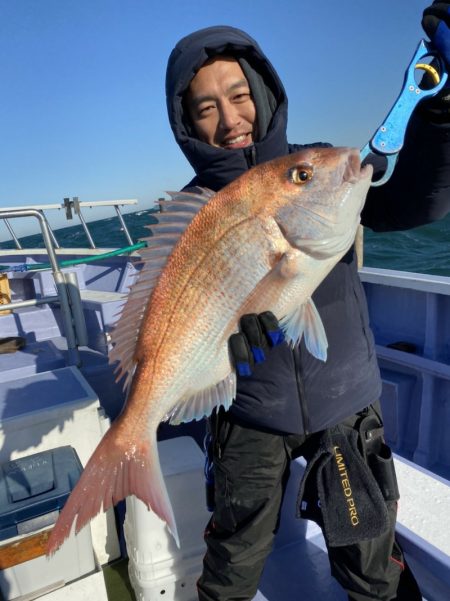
[1,209,449,277]
[363,213,450,277]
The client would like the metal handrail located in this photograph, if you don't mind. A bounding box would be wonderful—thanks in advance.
[0,296,59,310]
[4,219,22,249]
[0,198,139,250]
[68,197,95,248]
[0,209,81,366]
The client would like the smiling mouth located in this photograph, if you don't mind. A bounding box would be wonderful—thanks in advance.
[221,133,252,149]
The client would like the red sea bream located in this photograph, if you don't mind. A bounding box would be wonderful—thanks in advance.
[47,146,372,553]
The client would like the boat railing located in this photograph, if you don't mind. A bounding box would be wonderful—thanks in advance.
[0,208,88,366]
[0,197,139,250]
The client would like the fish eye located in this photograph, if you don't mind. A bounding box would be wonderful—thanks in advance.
[290,164,314,185]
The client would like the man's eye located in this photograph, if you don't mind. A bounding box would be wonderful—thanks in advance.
[198,105,215,116]
[234,92,251,102]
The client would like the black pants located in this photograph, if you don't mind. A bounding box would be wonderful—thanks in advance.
[197,405,422,601]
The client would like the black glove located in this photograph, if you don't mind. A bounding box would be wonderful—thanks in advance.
[422,2,450,120]
[229,312,284,376]
[423,1,450,67]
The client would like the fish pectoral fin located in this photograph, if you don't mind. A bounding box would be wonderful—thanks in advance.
[276,249,303,279]
[280,298,328,361]
[167,373,237,425]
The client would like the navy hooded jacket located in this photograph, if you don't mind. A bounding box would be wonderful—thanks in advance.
[165,26,450,434]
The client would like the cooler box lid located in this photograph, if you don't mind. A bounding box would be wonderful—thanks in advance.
[0,446,82,541]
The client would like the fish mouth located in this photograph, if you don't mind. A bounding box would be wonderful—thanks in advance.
[360,163,373,180]
[343,151,373,184]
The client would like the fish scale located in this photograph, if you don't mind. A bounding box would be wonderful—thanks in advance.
[146,218,277,372]
[154,225,281,391]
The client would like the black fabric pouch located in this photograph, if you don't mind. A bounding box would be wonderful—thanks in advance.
[368,444,400,503]
[297,424,391,547]
[356,413,400,503]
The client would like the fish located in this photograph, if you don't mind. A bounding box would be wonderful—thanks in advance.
[46,146,373,554]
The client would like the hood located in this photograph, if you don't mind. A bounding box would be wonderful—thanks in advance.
[165,25,289,190]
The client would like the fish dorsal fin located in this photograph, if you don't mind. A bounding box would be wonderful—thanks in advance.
[280,298,328,361]
[165,373,237,425]
[109,188,215,390]
[159,188,214,213]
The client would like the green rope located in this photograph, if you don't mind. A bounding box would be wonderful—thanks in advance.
[1,241,147,273]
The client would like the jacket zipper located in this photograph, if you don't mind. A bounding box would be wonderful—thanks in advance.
[245,143,309,432]
[293,345,309,434]
[244,145,257,167]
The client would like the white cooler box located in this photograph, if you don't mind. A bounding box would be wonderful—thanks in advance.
[0,366,120,564]
[0,446,95,600]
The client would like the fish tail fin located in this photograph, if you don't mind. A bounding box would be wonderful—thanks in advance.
[46,420,178,555]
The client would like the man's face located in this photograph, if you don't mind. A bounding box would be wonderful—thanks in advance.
[185,57,256,149]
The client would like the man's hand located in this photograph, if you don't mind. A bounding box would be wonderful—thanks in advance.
[423,2,450,68]
[229,312,284,376]
[422,2,450,120]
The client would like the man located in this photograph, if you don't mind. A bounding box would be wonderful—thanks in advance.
[165,4,450,600]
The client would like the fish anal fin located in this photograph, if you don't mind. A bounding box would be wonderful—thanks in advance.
[280,298,328,361]
[46,420,179,555]
[167,373,236,425]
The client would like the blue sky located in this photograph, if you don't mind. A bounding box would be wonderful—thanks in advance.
[0,0,433,239]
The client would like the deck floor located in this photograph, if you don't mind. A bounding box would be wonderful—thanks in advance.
[103,560,136,601]
[256,533,346,600]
